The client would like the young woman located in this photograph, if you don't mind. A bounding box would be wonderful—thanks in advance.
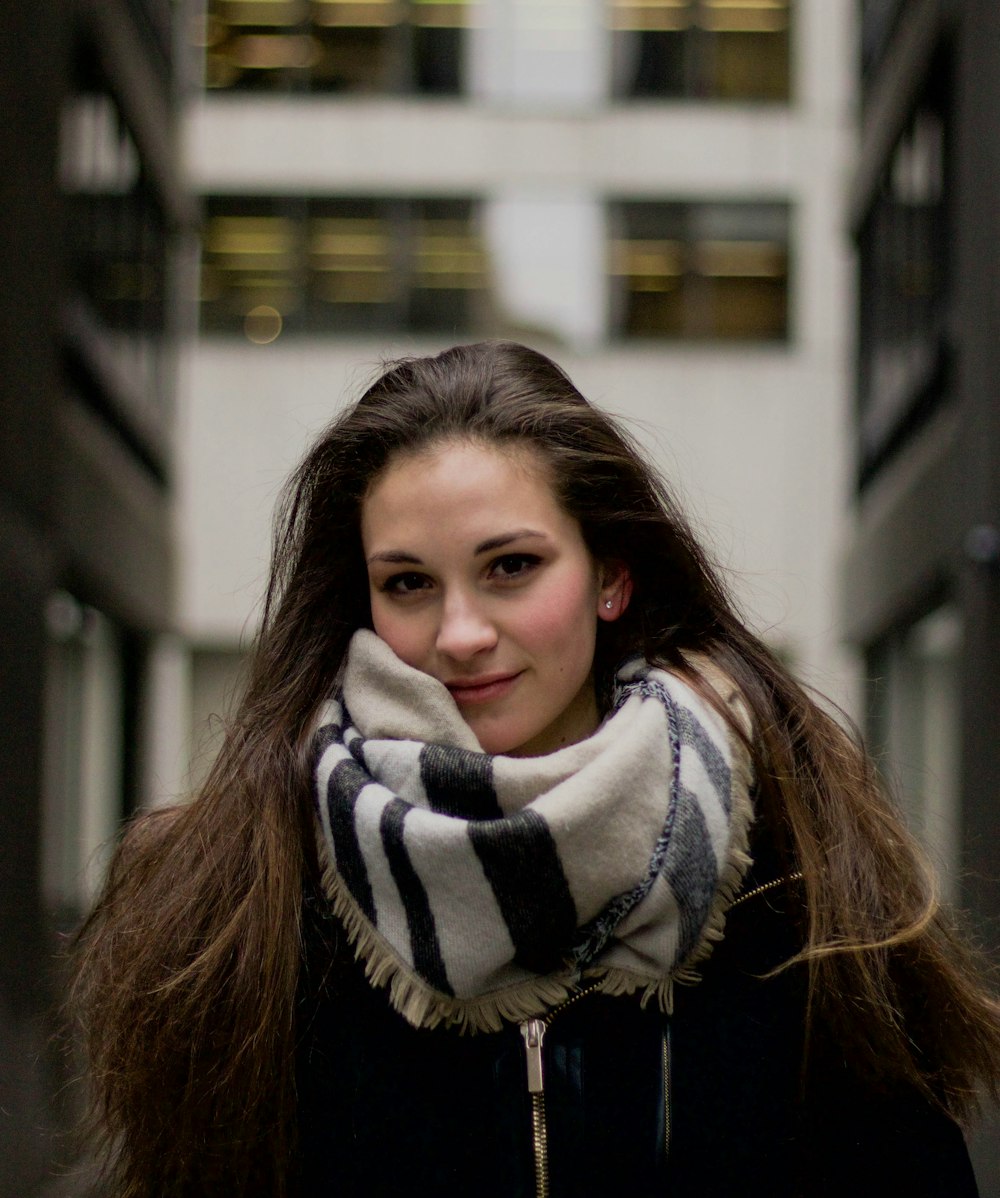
[73,342,999,1197]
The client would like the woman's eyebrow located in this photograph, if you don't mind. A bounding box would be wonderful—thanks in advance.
[367,530,546,565]
[474,529,546,555]
[366,549,423,565]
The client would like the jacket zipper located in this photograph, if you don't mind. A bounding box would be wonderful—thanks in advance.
[517,877,802,1190]
[520,1017,549,1198]
[662,1021,672,1159]
[519,988,596,1197]
[519,983,672,1196]
[727,871,803,911]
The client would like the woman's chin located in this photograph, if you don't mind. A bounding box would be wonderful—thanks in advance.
[470,724,523,756]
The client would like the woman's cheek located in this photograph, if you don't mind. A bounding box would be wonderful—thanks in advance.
[521,573,597,650]
[370,602,419,667]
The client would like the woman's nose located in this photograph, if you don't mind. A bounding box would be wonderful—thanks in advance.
[435,593,498,660]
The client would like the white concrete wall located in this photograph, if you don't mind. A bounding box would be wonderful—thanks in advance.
[177,336,856,700]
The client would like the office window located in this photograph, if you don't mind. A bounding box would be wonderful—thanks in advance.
[199,0,473,94]
[60,52,172,424]
[856,60,950,484]
[609,200,790,341]
[860,0,905,89]
[200,195,488,339]
[125,0,176,83]
[41,595,142,914]
[867,605,962,900]
[610,0,791,102]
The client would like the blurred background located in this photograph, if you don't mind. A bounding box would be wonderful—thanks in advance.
[1,0,998,1192]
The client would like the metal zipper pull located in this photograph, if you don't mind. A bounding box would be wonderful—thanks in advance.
[662,1024,672,1161]
[520,1017,546,1093]
[520,1018,549,1197]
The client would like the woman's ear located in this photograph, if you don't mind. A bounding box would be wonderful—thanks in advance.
[597,561,633,622]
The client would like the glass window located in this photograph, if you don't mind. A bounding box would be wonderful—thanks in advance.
[608,200,790,341]
[199,0,473,94]
[867,605,962,901]
[41,595,131,915]
[610,0,792,102]
[60,50,172,427]
[200,195,488,339]
[124,0,175,83]
[856,57,951,486]
[860,0,905,89]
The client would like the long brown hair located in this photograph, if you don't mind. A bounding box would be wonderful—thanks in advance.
[71,341,999,1196]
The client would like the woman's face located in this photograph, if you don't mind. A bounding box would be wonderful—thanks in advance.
[361,440,627,756]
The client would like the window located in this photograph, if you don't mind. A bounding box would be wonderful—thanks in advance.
[200,195,489,339]
[60,52,172,427]
[856,59,951,485]
[609,200,790,341]
[41,595,142,915]
[610,0,791,102]
[124,0,176,84]
[867,605,962,900]
[199,0,474,95]
[860,0,906,90]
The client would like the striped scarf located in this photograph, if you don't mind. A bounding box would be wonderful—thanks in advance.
[311,630,754,1032]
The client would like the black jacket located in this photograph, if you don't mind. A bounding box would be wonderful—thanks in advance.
[297,873,978,1196]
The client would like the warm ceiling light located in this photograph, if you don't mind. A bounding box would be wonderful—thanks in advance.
[610,1,691,32]
[226,32,322,67]
[699,0,788,30]
[310,0,400,28]
[702,0,787,8]
[205,218,297,256]
[693,240,787,277]
[217,0,309,27]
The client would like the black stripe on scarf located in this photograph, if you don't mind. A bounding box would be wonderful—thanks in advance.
[379,798,453,995]
[419,744,502,819]
[326,758,377,923]
[664,789,717,962]
[312,721,342,759]
[469,809,577,974]
[676,706,733,813]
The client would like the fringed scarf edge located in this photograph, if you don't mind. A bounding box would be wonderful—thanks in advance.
[316,776,755,1034]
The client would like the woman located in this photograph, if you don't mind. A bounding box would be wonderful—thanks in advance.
[73,342,999,1197]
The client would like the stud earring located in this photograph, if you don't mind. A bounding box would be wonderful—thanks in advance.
[605,600,613,610]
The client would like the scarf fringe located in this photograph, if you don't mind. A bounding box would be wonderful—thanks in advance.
[584,781,755,1014]
[318,767,755,1033]
[319,838,576,1031]
[682,775,755,972]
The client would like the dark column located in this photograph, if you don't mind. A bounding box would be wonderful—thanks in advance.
[953,0,1000,939]
[953,1,1000,1189]
[0,0,73,1191]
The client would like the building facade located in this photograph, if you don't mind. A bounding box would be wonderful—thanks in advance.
[844,0,1000,1183]
[0,1,190,1191]
[170,0,860,797]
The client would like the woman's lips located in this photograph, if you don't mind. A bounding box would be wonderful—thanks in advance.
[445,671,523,705]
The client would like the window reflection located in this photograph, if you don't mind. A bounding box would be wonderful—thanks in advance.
[856,56,950,484]
[867,605,962,901]
[42,595,130,914]
[200,196,488,337]
[200,0,472,94]
[609,200,790,340]
[610,0,792,102]
[60,52,171,425]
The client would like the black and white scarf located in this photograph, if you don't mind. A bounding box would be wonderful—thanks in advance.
[311,630,754,1032]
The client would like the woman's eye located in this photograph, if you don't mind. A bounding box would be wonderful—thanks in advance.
[490,554,541,581]
[382,572,430,595]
